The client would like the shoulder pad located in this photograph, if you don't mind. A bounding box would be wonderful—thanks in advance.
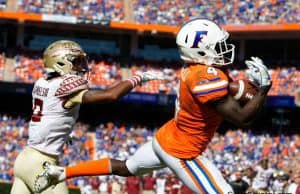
[55,75,88,97]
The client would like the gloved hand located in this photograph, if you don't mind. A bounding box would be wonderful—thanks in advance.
[245,57,271,88]
[137,70,165,83]
[127,70,165,88]
[66,134,76,146]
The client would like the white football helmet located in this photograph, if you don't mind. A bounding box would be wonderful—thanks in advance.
[176,18,235,66]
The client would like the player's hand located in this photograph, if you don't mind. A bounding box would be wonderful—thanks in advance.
[138,70,164,83]
[245,56,271,88]
[66,134,76,146]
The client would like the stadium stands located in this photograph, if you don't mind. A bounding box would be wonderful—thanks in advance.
[133,0,300,25]
[27,35,120,56]
[229,68,300,96]
[14,55,44,83]
[17,0,124,21]
[0,0,5,10]
[89,59,122,88]
[8,54,300,96]
[0,115,299,192]
[135,45,180,61]
[16,0,300,25]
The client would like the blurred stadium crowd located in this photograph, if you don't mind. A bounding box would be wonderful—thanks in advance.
[0,115,299,193]
[12,0,299,25]
[6,54,300,96]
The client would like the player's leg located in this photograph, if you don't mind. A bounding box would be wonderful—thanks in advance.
[12,147,65,194]
[35,140,166,192]
[180,156,233,194]
[152,138,233,194]
[10,177,31,194]
[42,181,69,194]
[65,140,165,177]
[12,147,42,194]
[125,140,166,175]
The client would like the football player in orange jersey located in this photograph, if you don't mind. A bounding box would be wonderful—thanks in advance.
[34,19,271,194]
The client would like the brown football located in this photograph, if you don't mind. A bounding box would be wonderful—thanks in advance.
[229,79,259,104]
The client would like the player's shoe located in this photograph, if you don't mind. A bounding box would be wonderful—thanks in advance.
[34,162,65,193]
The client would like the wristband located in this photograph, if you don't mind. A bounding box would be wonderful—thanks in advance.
[126,75,142,88]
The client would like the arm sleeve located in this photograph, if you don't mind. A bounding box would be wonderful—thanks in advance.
[185,68,229,104]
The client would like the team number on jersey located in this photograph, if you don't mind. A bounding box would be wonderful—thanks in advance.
[31,98,43,122]
[207,67,218,76]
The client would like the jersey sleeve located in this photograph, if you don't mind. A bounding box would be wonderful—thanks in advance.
[55,75,89,98]
[63,89,88,109]
[185,67,229,104]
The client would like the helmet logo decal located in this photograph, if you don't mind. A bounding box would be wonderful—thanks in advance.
[191,31,208,48]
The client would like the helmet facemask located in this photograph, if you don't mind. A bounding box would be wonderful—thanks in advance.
[67,53,89,76]
[177,38,235,66]
[212,32,235,66]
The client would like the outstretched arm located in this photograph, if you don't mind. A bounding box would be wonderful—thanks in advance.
[82,76,140,104]
[82,71,163,103]
[63,71,163,107]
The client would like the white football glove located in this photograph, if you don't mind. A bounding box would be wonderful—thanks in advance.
[138,70,165,82]
[245,57,271,88]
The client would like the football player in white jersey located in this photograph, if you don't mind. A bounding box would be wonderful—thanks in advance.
[10,40,162,194]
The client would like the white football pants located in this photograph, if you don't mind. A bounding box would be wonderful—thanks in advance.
[126,138,233,194]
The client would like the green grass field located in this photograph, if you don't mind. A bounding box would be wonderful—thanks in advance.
[0,182,80,194]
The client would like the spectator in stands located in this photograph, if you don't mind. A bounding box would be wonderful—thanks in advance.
[142,172,156,194]
[242,166,256,189]
[0,0,5,10]
[90,177,100,194]
[125,176,141,194]
[287,167,300,194]
[155,174,166,194]
[81,181,92,194]
[165,175,181,194]
[251,159,274,192]
[181,184,193,194]
[111,177,122,194]
[229,168,249,193]
[99,177,109,194]
[270,171,290,193]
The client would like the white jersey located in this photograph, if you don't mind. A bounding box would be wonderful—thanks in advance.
[155,178,166,194]
[27,74,88,156]
[252,166,273,190]
[270,179,285,193]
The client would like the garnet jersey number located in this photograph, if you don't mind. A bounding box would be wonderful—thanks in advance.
[32,98,43,122]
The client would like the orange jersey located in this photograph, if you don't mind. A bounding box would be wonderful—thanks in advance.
[156,64,229,159]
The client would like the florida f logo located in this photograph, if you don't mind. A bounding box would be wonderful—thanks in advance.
[191,31,208,48]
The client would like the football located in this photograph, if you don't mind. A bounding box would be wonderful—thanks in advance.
[229,79,259,104]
